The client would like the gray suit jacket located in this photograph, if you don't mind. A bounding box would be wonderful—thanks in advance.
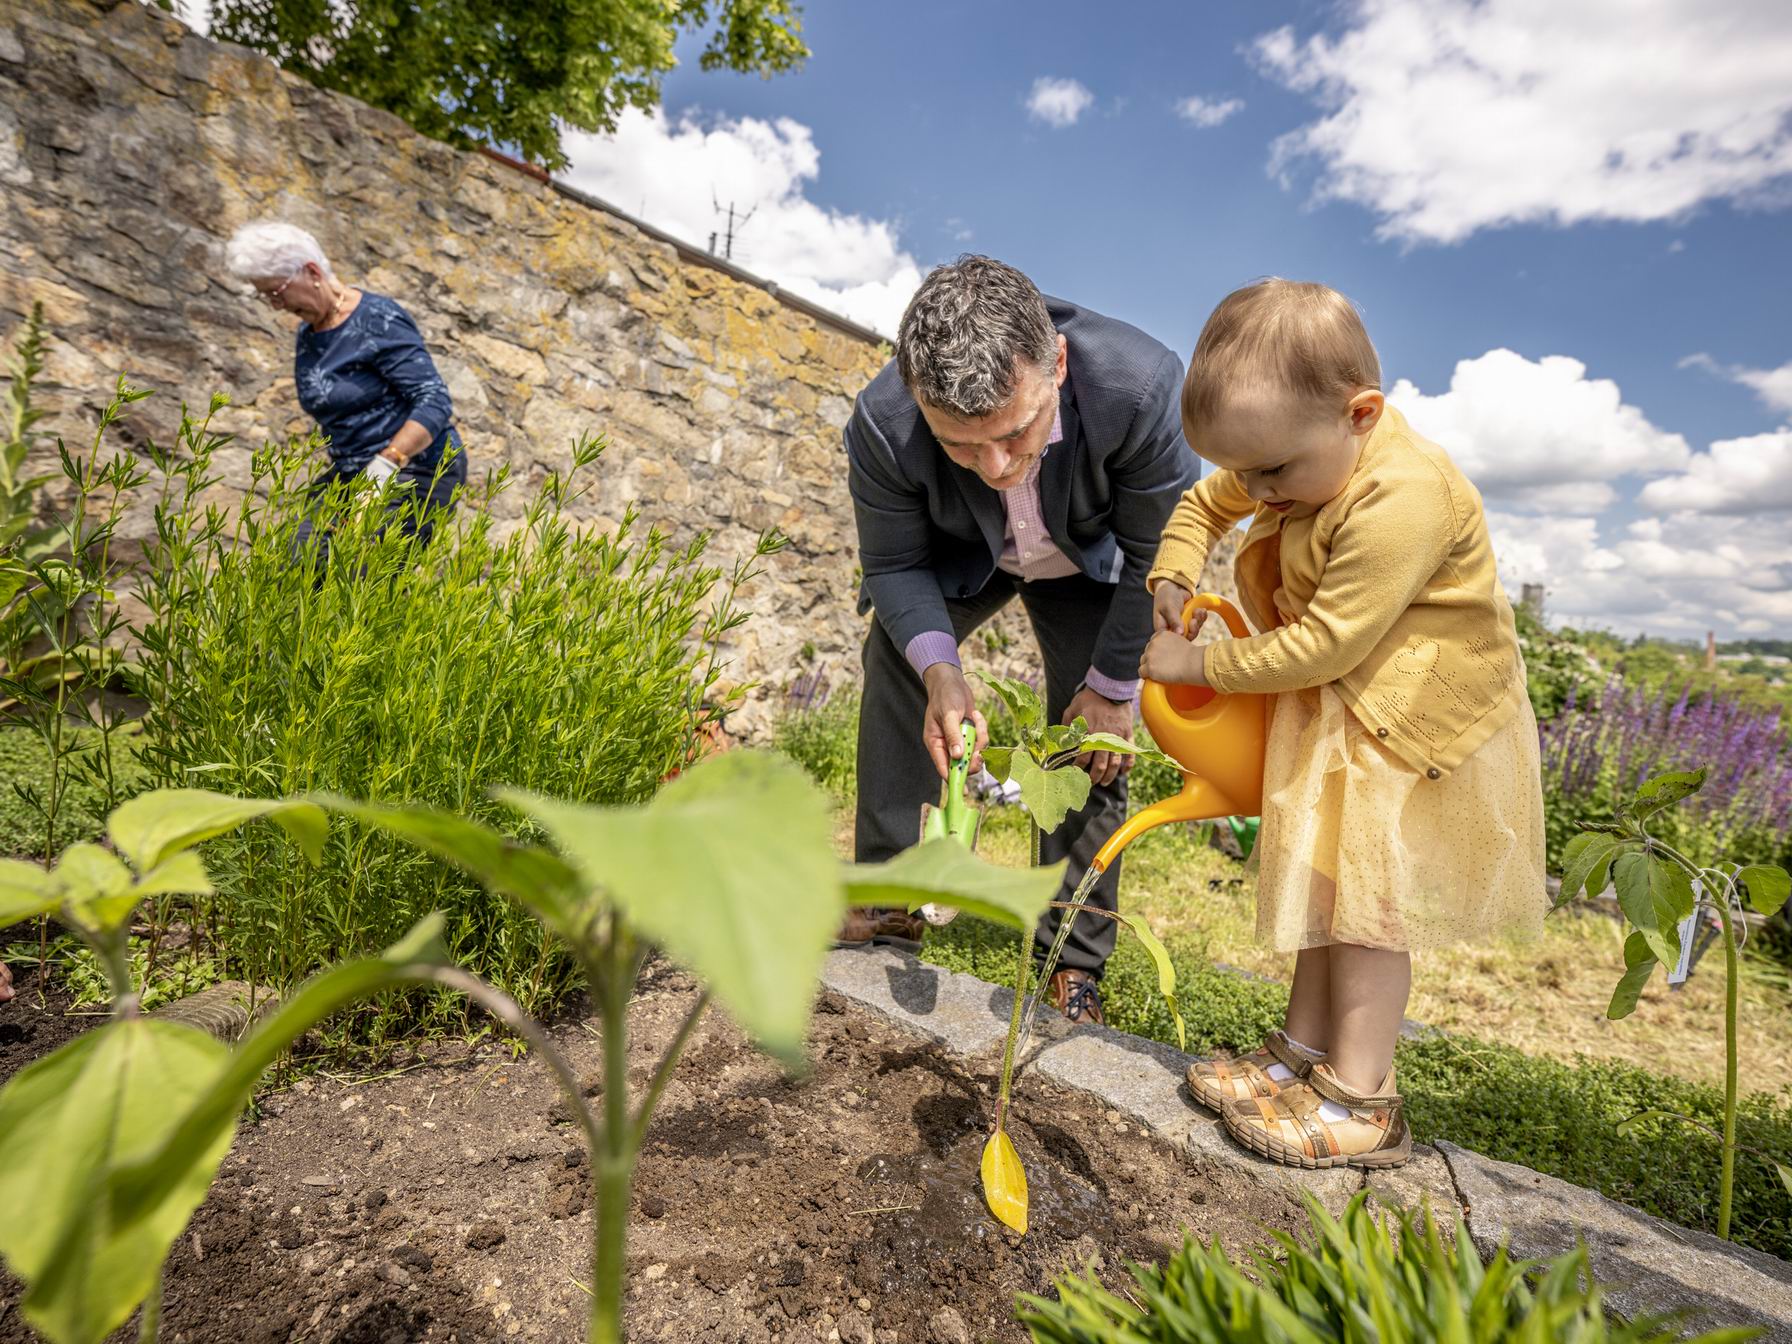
[845,297,1201,686]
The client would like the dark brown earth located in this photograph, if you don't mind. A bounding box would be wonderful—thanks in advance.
[0,959,1303,1344]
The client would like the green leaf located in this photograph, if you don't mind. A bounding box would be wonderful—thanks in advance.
[981,745,1015,781]
[1614,1108,1698,1137]
[106,788,328,871]
[1607,930,1657,1021]
[1738,865,1790,918]
[1011,751,1091,834]
[1075,733,1179,768]
[500,750,838,1067]
[1612,852,1693,967]
[0,1020,231,1344]
[0,857,58,927]
[1558,833,1624,908]
[52,843,135,933]
[1629,768,1706,822]
[315,796,584,945]
[845,837,1060,932]
[971,672,1044,734]
[1117,913,1185,1050]
[126,851,215,901]
[109,917,453,1237]
[1776,1162,1792,1200]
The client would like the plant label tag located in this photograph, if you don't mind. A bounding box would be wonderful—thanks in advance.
[1668,880,1701,985]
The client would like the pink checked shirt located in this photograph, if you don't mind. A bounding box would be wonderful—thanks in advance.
[904,408,1139,703]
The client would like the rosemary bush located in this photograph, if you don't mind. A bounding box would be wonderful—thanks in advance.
[133,406,771,1036]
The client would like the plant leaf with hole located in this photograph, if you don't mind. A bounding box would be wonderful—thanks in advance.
[845,837,1060,932]
[1559,833,1624,908]
[500,750,837,1066]
[1628,768,1707,822]
[1739,865,1790,919]
[1010,751,1090,834]
[1118,912,1185,1050]
[0,1020,231,1344]
[1607,930,1657,1021]
[1613,853,1692,967]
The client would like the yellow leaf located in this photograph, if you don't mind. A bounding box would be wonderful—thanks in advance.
[980,1128,1028,1235]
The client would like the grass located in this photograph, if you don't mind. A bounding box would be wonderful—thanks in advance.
[0,724,151,859]
[909,808,1792,1261]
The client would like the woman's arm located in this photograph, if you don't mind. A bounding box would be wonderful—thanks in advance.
[369,302,454,463]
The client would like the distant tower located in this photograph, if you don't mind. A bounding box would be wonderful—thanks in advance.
[1705,631,1717,672]
[1519,583,1546,622]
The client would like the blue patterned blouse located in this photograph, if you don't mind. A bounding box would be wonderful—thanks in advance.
[294,292,460,476]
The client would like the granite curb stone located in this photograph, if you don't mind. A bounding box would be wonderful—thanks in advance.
[1440,1141,1792,1341]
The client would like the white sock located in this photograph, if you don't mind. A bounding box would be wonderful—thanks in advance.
[1318,1100,1351,1122]
[1265,1033,1324,1083]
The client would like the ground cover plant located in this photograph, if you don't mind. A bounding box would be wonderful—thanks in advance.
[1555,767,1792,1239]
[1018,1193,1756,1344]
[127,393,775,1040]
[0,764,1059,1344]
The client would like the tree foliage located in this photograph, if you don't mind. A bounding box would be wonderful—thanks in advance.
[206,0,808,170]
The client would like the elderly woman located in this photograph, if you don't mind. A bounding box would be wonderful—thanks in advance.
[224,221,466,550]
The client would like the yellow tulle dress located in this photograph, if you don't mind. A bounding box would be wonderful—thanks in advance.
[1251,674,1547,954]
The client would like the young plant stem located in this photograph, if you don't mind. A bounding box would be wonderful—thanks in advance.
[631,990,711,1144]
[1718,893,1739,1241]
[138,1272,161,1344]
[589,917,636,1344]
[992,820,1044,1136]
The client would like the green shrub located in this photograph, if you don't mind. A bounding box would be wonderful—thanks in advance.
[132,415,772,1039]
[1018,1192,1753,1344]
[0,728,149,858]
[773,688,860,799]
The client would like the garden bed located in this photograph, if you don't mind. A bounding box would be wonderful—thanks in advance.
[0,961,1295,1344]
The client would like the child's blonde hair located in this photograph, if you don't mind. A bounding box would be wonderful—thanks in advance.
[1182,279,1380,434]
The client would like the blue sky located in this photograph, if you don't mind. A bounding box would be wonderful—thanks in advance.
[661,0,1786,452]
[424,0,1786,641]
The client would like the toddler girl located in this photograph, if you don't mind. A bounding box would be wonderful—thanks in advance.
[1140,279,1545,1169]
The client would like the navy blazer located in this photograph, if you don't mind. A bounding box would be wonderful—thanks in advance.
[845,297,1201,686]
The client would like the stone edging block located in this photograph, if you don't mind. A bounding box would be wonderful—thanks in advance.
[1439,1141,1792,1342]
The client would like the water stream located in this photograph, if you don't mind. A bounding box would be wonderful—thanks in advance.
[1012,863,1105,1062]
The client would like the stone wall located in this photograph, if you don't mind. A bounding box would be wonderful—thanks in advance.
[0,0,1236,737]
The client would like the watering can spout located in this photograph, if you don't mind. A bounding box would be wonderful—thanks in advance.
[1091,594,1268,874]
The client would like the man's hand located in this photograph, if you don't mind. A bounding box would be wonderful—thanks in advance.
[1141,629,1210,686]
[1064,686,1133,787]
[922,663,988,780]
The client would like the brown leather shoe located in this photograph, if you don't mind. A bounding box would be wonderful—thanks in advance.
[1046,968,1105,1026]
[834,906,926,951]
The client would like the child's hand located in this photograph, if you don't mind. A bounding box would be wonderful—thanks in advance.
[1152,581,1194,633]
[1141,629,1210,686]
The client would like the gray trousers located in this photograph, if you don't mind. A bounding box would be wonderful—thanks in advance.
[854,570,1128,977]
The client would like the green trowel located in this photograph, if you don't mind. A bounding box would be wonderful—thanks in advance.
[917,720,982,926]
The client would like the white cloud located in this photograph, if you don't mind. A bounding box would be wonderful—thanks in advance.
[558,108,921,336]
[1388,349,1691,512]
[1681,352,1792,417]
[1637,428,1792,515]
[1175,95,1245,129]
[1026,77,1095,129]
[1253,0,1792,244]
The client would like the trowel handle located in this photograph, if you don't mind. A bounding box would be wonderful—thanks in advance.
[1181,593,1251,641]
[943,719,976,830]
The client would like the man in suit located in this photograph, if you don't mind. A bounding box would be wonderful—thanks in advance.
[840,255,1201,1023]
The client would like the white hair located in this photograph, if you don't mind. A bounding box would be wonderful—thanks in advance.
[224,221,333,283]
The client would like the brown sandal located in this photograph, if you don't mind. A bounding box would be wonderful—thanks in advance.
[1185,1029,1323,1111]
[1220,1062,1411,1170]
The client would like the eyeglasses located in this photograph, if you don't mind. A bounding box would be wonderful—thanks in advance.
[257,273,300,306]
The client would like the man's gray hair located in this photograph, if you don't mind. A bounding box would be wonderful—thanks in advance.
[224,220,333,283]
[896,256,1056,419]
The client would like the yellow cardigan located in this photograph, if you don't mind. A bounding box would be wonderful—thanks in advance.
[1147,406,1525,779]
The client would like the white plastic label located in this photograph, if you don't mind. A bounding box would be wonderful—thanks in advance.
[1668,878,1702,986]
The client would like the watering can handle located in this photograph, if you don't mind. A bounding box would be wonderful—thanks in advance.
[1180,593,1252,642]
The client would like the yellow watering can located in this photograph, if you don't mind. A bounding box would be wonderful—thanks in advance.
[1090,593,1267,873]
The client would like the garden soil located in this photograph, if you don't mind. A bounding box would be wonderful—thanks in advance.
[0,960,1304,1344]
